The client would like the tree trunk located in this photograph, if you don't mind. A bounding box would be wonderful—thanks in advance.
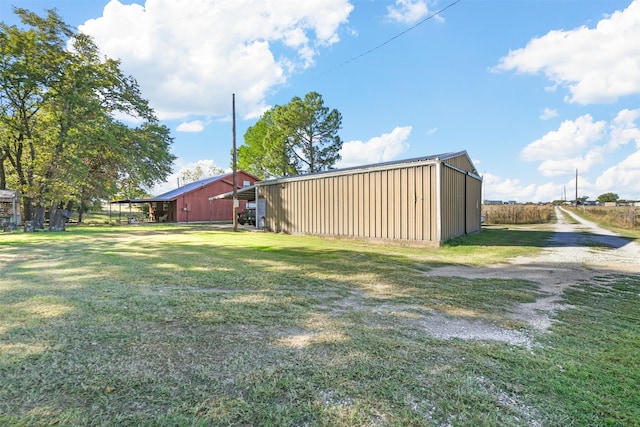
[0,150,7,189]
[33,205,46,229]
[22,196,33,222]
[78,198,86,223]
[49,201,73,231]
[24,202,44,232]
[49,202,71,232]
[49,209,69,231]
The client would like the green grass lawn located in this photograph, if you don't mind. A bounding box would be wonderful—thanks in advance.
[1,225,638,426]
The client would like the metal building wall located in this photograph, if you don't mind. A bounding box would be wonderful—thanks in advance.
[439,163,482,242]
[439,165,465,241]
[443,154,477,174]
[465,174,482,233]
[261,163,440,243]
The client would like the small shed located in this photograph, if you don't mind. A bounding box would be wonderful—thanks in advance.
[253,151,482,245]
[113,171,260,223]
[0,189,21,229]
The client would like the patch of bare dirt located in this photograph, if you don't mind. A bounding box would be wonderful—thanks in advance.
[421,206,640,345]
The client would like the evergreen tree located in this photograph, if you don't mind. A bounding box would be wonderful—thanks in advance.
[238,91,342,179]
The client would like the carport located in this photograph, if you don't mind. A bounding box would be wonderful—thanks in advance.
[109,198,153,223]
[209,185,263,227]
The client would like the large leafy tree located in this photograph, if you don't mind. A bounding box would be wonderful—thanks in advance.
[0,8,174,228]
[238,91,342,179]
[597,192,619,204]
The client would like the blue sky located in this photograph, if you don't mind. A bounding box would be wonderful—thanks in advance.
[2,0,640,202]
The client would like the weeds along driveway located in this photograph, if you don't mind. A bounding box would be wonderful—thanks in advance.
[423,206,640,338]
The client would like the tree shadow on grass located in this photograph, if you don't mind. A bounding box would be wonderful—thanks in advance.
[0,233,482,424]
[1,227,637,425]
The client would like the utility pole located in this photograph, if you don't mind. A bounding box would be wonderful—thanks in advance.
[232,93,238,231]
[575,168,578,208]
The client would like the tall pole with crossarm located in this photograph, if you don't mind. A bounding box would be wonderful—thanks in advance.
[232,93,238,231]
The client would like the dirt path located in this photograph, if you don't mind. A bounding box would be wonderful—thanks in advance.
[421,206,640,344]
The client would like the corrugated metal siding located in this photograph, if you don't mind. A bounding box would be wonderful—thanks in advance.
[262,163,439,243]
[466,174,482,234]
[440,165,465,241]
[439,163,482,241]
[444,154,477,175]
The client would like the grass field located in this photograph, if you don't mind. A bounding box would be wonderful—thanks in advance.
[482,204,555,225]
[571,205,640,231]
[1,224,639,426]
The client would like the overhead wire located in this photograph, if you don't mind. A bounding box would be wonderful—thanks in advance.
[325,0,462,73]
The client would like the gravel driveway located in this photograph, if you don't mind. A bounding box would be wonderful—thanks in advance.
[421,206,640,345]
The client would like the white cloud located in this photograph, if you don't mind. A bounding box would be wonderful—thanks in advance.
[80,0,353,120]
[337,126,411,168]
[539,108,558,120]
[515,108,640,199]
[521,114,606,162]
[532,181,567,203]
[482,172,537,202]
[496,0,640,104]
[387,0,429,25]
[176,120,205,133]
[535,150,602,177]
[608,108,640,150]
[595,150,640,198]
[483,172,585,203]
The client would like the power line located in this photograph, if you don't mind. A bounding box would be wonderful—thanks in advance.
[328,0,462,72]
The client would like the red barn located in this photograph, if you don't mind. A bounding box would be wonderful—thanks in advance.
[145,171,260,223]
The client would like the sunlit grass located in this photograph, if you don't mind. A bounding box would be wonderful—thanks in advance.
[0,224,638,425]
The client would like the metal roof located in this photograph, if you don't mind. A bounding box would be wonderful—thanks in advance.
[209,185,257,201]
[0,189,19,201]
[153,173,232,201]
[206,151,477,202]
[111,173,233,204]
[254,151,475,186]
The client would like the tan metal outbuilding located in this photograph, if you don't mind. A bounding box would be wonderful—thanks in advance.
[255,151,482,245]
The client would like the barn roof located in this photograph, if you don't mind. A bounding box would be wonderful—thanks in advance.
[112,171,263,204]
[207,151,479,203]
[153,173,232,201]
[111,173,232,204]
[255,151,478,186]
